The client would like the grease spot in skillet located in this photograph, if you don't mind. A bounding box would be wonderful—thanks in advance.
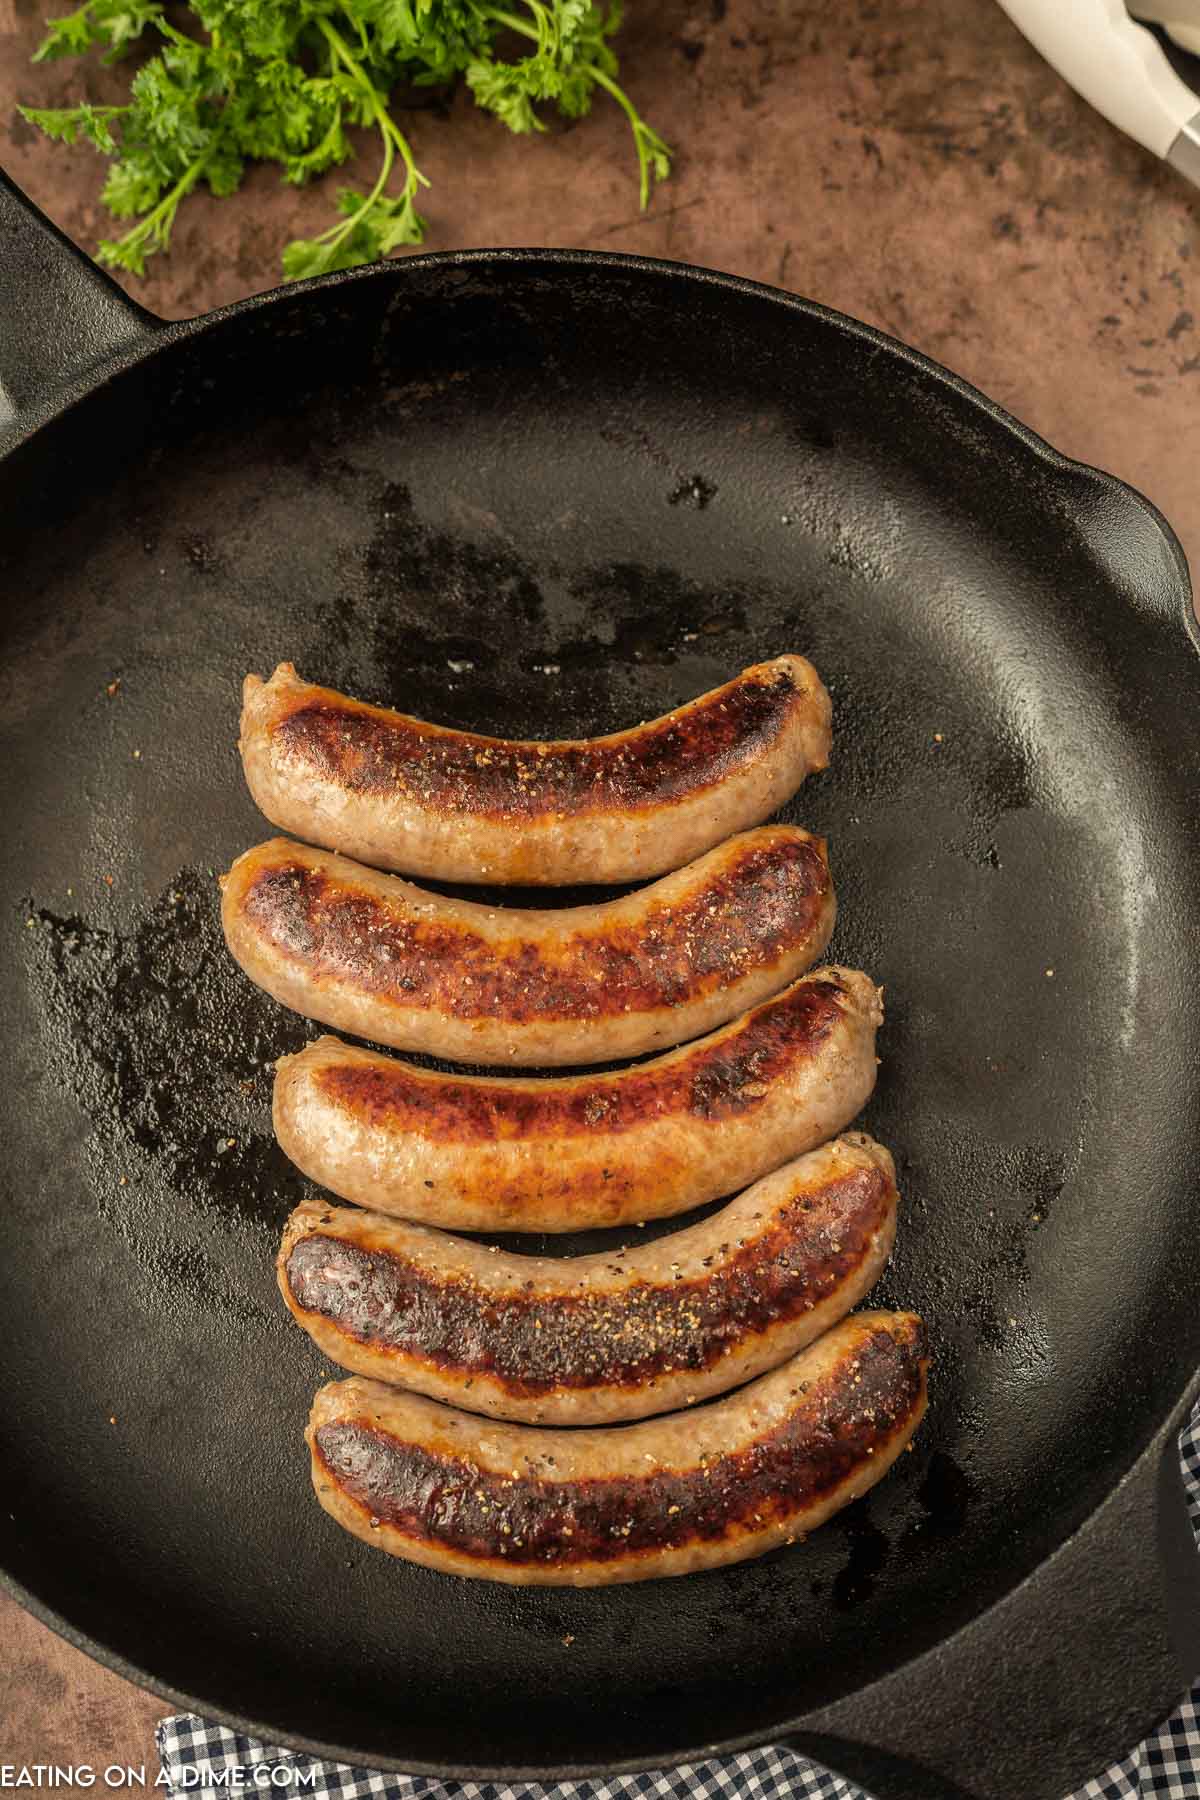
[182,531,222,576]
[667,475,718,510]
[909,1452,973,1544]
[21,872,309,1331]
[831,1501,891,1609]
[560,563,746,670]
[287,479,760,743]
[306,483,718,720]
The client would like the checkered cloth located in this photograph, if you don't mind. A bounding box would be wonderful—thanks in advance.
[157,1409,1200,1800]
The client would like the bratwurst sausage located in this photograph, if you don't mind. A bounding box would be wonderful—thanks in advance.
[240,657,832,885]
[272,966,882,1230]
[307,1310,928,1585]
[221,825,835,1066]
[279,1134,898,1424]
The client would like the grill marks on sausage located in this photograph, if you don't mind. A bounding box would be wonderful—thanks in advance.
[310,975,848,1140]
[310,1321,927,1565]
[272,668,803,819]
[241,836,831,1023]
[284,1165,891,1395]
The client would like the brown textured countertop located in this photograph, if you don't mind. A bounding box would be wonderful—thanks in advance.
[1,0,1198,1776]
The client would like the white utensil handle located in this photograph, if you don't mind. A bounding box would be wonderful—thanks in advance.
[996,0,1198,157]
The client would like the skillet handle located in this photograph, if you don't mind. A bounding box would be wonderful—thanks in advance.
[785,1385,1200,1800]
[0,170,158,436]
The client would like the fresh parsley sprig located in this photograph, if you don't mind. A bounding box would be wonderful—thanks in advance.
[20,0,670,280]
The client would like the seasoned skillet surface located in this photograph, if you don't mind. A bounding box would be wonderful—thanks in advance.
[0,262,1198,1772]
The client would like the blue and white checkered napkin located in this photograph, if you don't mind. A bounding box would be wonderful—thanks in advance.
[158,1409,1200,1800]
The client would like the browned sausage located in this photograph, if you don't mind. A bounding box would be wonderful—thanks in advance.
[273,966,882,1230]
[278,1134,898,1424]
[240,657,832,885]
[221,826,836,1066]
[307,1311,928,1584]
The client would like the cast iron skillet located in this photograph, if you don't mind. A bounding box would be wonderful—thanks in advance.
[1,171,1199,1800]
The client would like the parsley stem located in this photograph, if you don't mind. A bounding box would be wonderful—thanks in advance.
[102,149,209,271]
[282,15,429,272]
[138,153,209,236]
[319,14,427,198]
[587,64,657,209]
[479,4,667,209]
[480,7,540,43]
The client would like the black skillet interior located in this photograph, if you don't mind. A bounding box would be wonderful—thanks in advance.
[1,252,1199,1785]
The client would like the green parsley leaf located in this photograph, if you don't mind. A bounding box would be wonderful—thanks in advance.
[17,102,124,152]
[100,153,164,217]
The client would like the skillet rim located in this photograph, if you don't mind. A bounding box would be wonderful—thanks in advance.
[4,244,1196,657]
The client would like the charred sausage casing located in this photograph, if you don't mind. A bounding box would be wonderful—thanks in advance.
[240,656,832,885]
[221,825,836,1067]
[279,1133,898,1424]
[272,966,882,1229]
[306,1311,928,1585]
